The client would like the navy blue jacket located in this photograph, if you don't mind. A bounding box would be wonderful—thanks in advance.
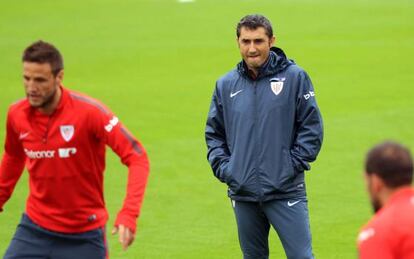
[205,47,323,202]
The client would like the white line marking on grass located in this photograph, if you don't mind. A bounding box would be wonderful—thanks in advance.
[178,0,195,3]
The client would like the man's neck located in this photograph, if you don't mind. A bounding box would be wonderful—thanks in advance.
[380,185,412,208]
[248,68,259,79]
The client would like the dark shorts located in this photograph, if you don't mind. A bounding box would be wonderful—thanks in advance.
[3,214,108,259]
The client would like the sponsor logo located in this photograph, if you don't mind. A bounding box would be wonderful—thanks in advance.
[19,132,30,140]
[24,149,55,159]
[105,116,119,132]
[60,125,75,142]
[303,91,315,100]
[287,200,300,207]
[358,228,375,243]
[230,90,243,98]
[24,148,77,159]
[58,148,77,158]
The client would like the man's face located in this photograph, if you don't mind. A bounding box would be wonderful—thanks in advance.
[237,26,275,72]
[365,173,382,213]
[23,62,62,109]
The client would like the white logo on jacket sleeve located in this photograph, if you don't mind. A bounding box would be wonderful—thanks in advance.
[58,148,77,158]
[303,91,315,100]
[105,116,119,132]
[60,125,75,142]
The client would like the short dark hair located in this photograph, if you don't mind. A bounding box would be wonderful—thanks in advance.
[22,40,64,76]
[236,14,273,38]
[365,141,413,188]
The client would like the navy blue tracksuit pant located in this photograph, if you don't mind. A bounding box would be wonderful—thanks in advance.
[232,197,313,259]
[3,214,107,259]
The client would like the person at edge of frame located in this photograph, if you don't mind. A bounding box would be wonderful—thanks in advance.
[358,141,414,259]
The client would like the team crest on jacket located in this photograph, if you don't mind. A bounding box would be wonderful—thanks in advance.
[270,77,285,96]
[60,125,74,142]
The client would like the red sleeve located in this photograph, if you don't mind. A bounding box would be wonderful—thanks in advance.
[0,110,26,212]
[93,109,149,233]
[358,227,395,259]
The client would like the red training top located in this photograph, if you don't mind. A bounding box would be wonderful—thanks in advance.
[358,187,414,259]
[0,87,149,233]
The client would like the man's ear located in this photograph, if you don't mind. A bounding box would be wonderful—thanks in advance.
[236,37,241,48]
[56,69,64,84]
[269,35,276,47]
[370,173,385,193]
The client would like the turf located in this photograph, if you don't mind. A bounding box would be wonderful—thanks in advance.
[0,0,413,258]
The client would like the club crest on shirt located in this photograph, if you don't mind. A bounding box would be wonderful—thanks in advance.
[60,125,74,142]
[270,77,285,96]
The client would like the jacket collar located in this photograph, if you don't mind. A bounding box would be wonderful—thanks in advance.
[237,47,294,80]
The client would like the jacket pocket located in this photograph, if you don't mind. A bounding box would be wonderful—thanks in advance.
[223,156,241,192]
[283,149,297,178]
[274,149,298,191]
[287,151,300,177]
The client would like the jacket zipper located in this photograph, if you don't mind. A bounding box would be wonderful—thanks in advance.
[253,80,264,202]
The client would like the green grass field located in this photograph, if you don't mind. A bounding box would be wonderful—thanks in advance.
[1,0,414,258]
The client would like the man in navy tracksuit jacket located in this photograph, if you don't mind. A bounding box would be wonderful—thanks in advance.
[205,14,323,259]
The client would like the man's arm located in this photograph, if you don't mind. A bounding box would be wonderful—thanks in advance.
[94,109,149,250]
[0,110,26,212]
[205,84,231,182]
[290,71,324,172]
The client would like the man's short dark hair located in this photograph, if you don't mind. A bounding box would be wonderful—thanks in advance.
[365,141,413,188]
[22,40,64,76]
[236,14,273,38]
